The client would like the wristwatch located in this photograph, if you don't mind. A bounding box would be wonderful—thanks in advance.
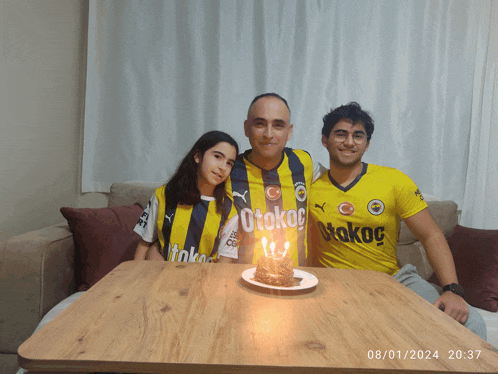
[442,283,465,298]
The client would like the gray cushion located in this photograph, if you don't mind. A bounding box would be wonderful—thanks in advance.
[396,200,458,281]
[397,242,434,280]
[398,200,458,245]
[107,181,162,208]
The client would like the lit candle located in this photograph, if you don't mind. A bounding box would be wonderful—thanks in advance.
[270,242,275,257]
[282,241,290,257]
[262,236,268,257]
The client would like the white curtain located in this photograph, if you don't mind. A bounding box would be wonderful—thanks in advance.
[83,0,497,229]
[460,0,498,229]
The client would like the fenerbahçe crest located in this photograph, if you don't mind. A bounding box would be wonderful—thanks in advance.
[368,199,385,215]
[294,182,307,202]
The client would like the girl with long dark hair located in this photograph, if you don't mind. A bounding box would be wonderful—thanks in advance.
[134,131,239,263]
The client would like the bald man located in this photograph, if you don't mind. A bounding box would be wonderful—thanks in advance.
[223,93,322,265]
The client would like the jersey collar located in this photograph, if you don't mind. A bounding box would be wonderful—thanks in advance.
[241,149,285,171]
[200,195,215,201]
[328,162,368,192]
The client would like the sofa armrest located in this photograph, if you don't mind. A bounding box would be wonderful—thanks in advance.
[0,223,77,354]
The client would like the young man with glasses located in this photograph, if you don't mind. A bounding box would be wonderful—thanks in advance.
[308,102,486,339]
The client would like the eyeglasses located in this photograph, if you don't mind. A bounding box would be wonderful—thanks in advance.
[332,130,367,144]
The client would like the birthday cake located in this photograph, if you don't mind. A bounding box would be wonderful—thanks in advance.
[254,252,294,287]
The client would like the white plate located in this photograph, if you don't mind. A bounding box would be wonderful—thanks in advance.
[241,267,318,291]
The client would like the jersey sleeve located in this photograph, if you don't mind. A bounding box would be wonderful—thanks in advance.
[293,149,315,184]
[216,214,238,259]
[133,193,159,243]
[312,160,327,183]
[300,149,326,183]
[225,174,234,201]
[394,170,428,219]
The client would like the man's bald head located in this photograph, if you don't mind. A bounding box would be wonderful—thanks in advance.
[247,93,291,119]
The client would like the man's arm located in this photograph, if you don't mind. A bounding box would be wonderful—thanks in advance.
[403,208,469,324]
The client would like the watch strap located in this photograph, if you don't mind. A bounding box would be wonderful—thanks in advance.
[442,283,465,298]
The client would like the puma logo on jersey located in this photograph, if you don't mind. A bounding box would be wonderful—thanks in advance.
[233,190,248,204]
[315,202,326,212]
[165,213,174,223]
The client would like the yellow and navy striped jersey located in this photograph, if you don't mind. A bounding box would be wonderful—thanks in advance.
[309,163,428,275]
[134,185,238,262]
[225,148,314,265]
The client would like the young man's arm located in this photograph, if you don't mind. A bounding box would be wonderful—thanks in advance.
[403,208,469,324]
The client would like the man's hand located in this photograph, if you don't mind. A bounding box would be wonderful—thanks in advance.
[434,292,469,324]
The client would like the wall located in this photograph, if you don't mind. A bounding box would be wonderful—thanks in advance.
[0,0,107,241]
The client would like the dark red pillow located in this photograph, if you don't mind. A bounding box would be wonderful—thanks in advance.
[429,225,498,312]
[60,203,143,291]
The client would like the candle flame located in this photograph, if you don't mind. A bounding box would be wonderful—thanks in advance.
[270,242,275,257]
[282,241,290,257]
[262,236,268,257]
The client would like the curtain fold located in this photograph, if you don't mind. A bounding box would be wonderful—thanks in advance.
[83,0,497,229]
[460,0,498,229]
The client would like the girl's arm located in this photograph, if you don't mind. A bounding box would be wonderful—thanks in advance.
[146,241,165,261]
[134,239,152,260]
[133,193,160,260]
[216,214,239,263]
[217,255,237,263]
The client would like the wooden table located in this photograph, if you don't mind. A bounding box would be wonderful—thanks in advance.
[18,261,498,373]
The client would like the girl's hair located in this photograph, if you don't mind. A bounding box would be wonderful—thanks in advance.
[165,131,239,212]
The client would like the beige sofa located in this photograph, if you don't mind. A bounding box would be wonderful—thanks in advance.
[1,182,496,374]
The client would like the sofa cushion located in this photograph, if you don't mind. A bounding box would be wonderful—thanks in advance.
[397,242,434,280]
[429,225,498,312]
[107,181,162,208]
[398,201,458,245]
[60,204,144,291]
